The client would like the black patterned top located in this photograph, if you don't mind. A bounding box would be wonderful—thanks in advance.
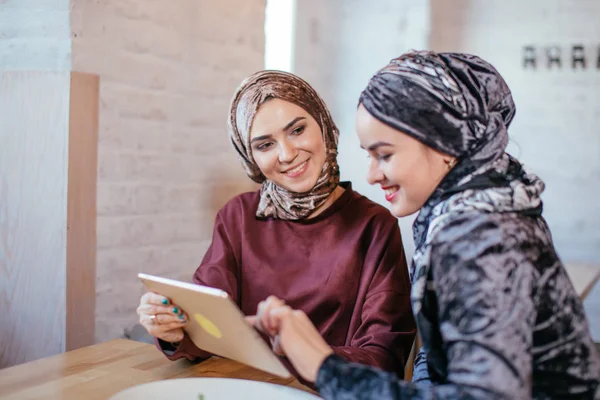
[315,156,600,399]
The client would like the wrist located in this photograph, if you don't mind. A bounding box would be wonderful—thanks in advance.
[307,348,334,383]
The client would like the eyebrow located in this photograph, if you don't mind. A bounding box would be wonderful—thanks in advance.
[250,117,307,144]
[361,141,394,151]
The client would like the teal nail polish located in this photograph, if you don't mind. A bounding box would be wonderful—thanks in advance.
[162,299,168,305]
[179,314,184,320]
[172,307,179,314]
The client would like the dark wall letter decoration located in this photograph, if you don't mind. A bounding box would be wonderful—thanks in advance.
[572,45,586,69]
[523,44,600,71]
[546,46,561,69]
[523,46,537,69]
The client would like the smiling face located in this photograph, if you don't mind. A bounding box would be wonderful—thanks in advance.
[249,98,327,193]
[356,104,455,217]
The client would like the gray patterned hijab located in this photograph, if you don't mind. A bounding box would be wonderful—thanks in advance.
[228,71,340,220]
[359,51,537,249]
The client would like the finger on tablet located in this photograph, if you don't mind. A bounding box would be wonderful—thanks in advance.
[142,292,170,306]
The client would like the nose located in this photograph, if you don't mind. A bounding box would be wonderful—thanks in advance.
[278,139,298,164]
[366,158,384,185]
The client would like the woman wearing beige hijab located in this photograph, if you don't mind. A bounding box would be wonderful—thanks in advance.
[136,71,416,380]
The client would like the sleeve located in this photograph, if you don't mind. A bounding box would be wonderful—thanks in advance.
[410,347,431,386]
[330,217,417,377]
[316,215,536,399]
[156,211,241,362]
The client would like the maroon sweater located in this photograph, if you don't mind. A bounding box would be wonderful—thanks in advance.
[158,183,415,377]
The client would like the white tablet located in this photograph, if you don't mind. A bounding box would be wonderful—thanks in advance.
[138,273,291,378]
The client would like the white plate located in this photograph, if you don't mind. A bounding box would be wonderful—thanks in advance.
[109,378,323,400]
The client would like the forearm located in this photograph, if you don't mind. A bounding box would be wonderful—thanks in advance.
[316,355,511,400]
[331,345,401,376]
[410,347,431,385]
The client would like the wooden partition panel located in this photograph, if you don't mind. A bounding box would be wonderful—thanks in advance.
[66,72,98,351]
[0,71,98,368]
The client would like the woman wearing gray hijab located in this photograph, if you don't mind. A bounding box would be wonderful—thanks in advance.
[249,51,600,399]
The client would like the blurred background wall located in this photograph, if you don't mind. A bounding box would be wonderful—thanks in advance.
[2,0,598,347]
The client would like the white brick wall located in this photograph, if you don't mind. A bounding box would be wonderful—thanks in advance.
[71,0,265,341]
[294,0,430,261]
[0,0,71,70]
[295,0,600,338]
[4,0,597,344]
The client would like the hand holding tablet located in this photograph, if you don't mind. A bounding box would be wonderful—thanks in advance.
[138,273,291,378]
[137,291,188,344]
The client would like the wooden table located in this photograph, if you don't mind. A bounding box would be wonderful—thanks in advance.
[564,263,600,300]
[0,339,316,399]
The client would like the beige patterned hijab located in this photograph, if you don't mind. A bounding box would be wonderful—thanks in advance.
[228,70,340,220]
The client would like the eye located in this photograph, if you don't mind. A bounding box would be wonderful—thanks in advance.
[377,154,392,161]
[256,142,274,151]
[290,125,305,136]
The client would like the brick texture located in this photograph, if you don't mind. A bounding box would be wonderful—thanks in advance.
[70,0,264,341]
[294,0,430,261]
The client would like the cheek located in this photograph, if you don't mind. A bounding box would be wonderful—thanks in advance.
[385,154,413,184]
[314,140,327,161]
[399,159,441,207]
[387,154,427,196]
[253,152,276,176]
[303,129,326,155]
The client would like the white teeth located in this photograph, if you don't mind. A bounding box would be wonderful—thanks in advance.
[385,187,398,196]
[286,161,307,174]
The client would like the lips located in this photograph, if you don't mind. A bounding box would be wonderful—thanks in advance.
[382,185,399,202]
[282,160,309,178]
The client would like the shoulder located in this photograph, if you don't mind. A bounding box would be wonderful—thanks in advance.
[431,211,543,252]
[425,214,543,342]
[429,211,543,287]
[346,188,399,230]
[215,190,260,222]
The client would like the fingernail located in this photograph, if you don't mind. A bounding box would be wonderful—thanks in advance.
[172,307,179,314]
[179,314,185,320]
[162,299,168,305]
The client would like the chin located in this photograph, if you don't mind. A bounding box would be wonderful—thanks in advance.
[286,182,317,194]
[390,201,419,218]
[277,176,319,193]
